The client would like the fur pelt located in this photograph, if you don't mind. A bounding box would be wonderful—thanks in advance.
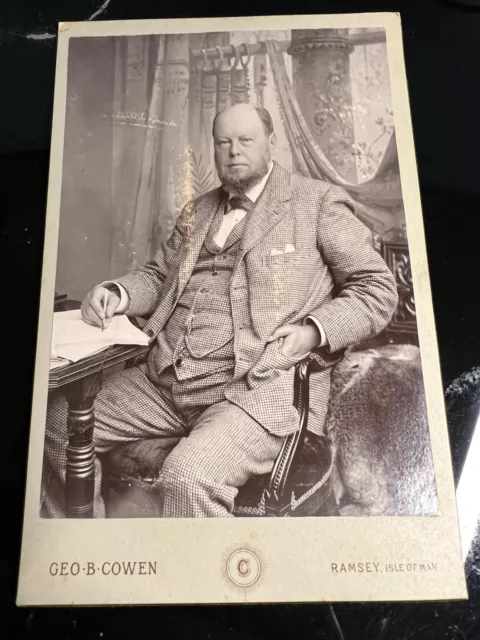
[326,344,438,516]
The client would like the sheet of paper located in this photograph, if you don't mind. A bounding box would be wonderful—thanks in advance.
[49,359,70,370]
[51,343,113,364]
[51,310,149,362]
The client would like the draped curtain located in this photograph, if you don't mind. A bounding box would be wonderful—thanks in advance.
[109,33,251,278]
[109,34,191,278]
[265,40,403,233]
[108,32,402,279]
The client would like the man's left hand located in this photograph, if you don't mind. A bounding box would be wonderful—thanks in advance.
[267,323,321,359]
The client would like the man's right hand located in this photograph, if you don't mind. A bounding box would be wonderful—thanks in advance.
[81,286,121,327]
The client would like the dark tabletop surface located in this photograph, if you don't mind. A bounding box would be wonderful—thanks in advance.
[2,0,480,637]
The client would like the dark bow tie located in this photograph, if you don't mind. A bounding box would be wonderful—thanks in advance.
[226,195,254,214]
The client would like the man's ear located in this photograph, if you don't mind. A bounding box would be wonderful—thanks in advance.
[269,133,277,153]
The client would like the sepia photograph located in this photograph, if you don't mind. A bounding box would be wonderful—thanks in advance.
[41,24,437,520]
[16,14,466,606]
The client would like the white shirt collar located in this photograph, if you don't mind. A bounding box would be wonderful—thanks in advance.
[244,161,274,203]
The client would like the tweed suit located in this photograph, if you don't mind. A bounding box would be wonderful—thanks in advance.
[116,161,399,437]
[147,198,247,403]
[42,161,398,518]
[43,364,283,518]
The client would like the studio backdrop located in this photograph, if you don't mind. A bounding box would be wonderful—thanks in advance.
[57,28,405,309]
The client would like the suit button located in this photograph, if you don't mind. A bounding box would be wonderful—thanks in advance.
[146,328,154,337]
[175,358,183,367]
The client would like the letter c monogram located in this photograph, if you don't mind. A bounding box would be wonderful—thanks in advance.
[237,558,250,577]
[226,548,260,587]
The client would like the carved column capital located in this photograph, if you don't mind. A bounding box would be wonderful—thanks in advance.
[288,29,353,56]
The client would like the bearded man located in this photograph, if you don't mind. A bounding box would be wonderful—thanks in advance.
[42,103,398,518]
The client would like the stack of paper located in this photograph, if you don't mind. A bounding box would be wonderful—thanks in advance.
[50,310,150,370]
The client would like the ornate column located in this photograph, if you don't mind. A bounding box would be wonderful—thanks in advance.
[288,29,357,181]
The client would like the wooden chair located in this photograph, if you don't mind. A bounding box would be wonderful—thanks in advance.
[233,350,342,517]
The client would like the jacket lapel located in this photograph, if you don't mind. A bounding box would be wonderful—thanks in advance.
[176,188,224,297]
[176,163,292,294]
[238,162,292,260]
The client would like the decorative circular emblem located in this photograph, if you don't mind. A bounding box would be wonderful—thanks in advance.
[226,548,261,587]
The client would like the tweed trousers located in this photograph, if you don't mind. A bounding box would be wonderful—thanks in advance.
[41,363,284,518]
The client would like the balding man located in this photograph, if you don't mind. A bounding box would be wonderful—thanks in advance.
[42,103,398,518]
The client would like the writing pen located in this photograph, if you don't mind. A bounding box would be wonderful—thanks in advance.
[102,295,107,331]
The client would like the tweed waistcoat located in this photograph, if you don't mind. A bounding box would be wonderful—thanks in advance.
[146,205,248,406]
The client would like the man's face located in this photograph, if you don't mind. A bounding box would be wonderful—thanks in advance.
[213,105,276,195]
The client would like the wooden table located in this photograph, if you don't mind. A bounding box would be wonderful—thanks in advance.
[49,344,150,518]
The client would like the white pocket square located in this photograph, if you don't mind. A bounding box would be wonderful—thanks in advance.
[270,244,296,256]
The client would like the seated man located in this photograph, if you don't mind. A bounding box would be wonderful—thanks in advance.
[42,103,398,518]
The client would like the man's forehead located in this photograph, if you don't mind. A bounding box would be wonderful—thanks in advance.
[214,106,264,136]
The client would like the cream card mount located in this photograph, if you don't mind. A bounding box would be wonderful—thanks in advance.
[17,13,466,605]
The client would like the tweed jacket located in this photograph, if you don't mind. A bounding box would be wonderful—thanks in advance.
[115,162,399,437]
